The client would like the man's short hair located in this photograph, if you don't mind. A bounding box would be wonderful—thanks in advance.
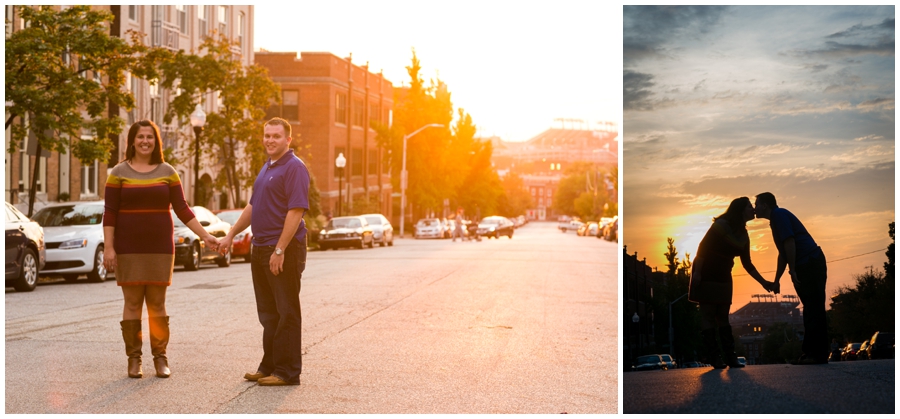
[755,192,777,208]
[265,117,292,138]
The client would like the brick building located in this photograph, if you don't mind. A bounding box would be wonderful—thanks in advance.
[255,51,394,218]
[623,245,664,370]
[730,296,804,365]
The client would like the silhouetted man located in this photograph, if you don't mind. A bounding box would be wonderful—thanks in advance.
[754,192,828,364]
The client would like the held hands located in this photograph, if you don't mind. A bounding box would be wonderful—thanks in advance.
[202,234,219,253]
[216,236,233,256]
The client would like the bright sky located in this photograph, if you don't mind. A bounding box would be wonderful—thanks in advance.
[253,1,621,142]
[623,6,895,310]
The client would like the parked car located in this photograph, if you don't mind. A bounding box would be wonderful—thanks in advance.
[578,221,599,237]
[31,201,107,283]
[602,216,619,242]
[558,217,583,233]
[173,206,232,270]
[5,202,45,292]
[361,213,393,247]
[319,216,374,250]
[737,356,747,366]
[215,209,251,261]
[841,342,863,361]
[414,218,444,239]
[659,353,677,369]
[857,340,871,360]
[682,361,702,368]
[632,354,667,371]
[477,216,514,239]
[864,332,895,360]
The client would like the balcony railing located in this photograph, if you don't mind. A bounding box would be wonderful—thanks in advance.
[151,20,180,51]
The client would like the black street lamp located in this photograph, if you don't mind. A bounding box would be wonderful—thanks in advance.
[190,104,206,206]
[335,152,346,216]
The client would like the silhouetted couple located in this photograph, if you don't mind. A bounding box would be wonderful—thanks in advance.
[689,192,828,368]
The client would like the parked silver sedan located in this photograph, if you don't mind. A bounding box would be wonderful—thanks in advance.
[361,213,393,247]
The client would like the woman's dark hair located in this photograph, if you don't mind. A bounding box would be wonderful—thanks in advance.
[125,120,165,164]
[714,196,751,231]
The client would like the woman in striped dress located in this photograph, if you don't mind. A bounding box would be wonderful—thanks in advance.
[103,120,219,379]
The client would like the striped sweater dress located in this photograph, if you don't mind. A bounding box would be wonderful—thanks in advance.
[103,162,196,286]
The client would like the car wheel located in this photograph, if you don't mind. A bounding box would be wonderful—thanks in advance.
[356,239,364,249]
[379,239,386,247]
[494,232,500,239]
[388,237,394,246]
[216,249,231,267]
[367,237,374,248]
[13,248,38,292]
[63,274,80,283]
[508,231,513,239]
[319,244,329,251]
[87,245,108,283]
[184,242,201,271]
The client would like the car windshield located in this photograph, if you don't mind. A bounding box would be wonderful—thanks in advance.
[328,218,361,229]
[660,355,672,362]
[636,356,658,364]
[217,211,242,225]
[364,216,382,226]
[417,219,438,227]
[33,204,104,226]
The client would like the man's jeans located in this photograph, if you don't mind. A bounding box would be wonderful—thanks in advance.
[795,250,828,360]
[251,238,306,383]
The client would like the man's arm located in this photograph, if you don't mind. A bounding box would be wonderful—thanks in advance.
[269,208,306,275]
[217,204,253,254]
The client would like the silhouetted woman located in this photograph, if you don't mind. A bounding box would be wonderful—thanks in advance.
[689,196,773,368]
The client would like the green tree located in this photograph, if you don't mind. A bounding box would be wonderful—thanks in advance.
[649,238,701,362]
[5,6,164,214]
[760,322,803,364]
[497,171,534,217]
[158,33,280,208]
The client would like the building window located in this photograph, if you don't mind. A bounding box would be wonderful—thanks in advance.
[149,81,162,126]
[368,149,377,175]
[335,93,347,124]
[238,12,245,54]
[370,103,381,125]
[197,5,207,37]
[334,147,345,178]
[6,5,14,38]
[82,159,99,196]
[352,98,364,127]
[352,148,362,176]
[282,90,298,121]
[128,5,138,21]
[218,6,227,36]
[176,5,187,34]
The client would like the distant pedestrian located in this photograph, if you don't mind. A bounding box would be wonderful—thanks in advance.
[103,120,219,379]
[754,192,828,364]
[218,117,310,386]
[452,208,465,241]
[689,197,773,369]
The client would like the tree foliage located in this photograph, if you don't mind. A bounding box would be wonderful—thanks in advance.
[5,6,167,213]
[157,33,281,208]
[552,162,616,220]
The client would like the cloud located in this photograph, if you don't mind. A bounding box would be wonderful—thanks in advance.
[853,134,887,142]
[624,6,729,65]
[624,70,675,111]
[831,144,894,162]
[826,18,895,38]
[857,97,895,112]
[803,63,829,73]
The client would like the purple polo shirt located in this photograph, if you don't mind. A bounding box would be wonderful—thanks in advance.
[249,149,310,246]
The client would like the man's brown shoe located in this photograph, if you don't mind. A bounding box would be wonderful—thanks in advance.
[244,371,268,381]
[257,375,297,386]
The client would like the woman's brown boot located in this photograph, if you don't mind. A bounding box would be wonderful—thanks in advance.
[149,316,171,378]
[120,319,143,378]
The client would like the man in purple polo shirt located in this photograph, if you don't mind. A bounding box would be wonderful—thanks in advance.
[218,117,309,386]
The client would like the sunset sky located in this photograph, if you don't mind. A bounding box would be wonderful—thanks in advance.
[623,6,895,309]
[253,1,621,142]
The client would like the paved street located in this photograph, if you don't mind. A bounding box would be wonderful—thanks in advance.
[624,360,895,414]
[6,221,615,413]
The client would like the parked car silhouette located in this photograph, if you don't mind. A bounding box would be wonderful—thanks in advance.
[632,354,667,371]
[5,202,45,291]
[864,332,895,360]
